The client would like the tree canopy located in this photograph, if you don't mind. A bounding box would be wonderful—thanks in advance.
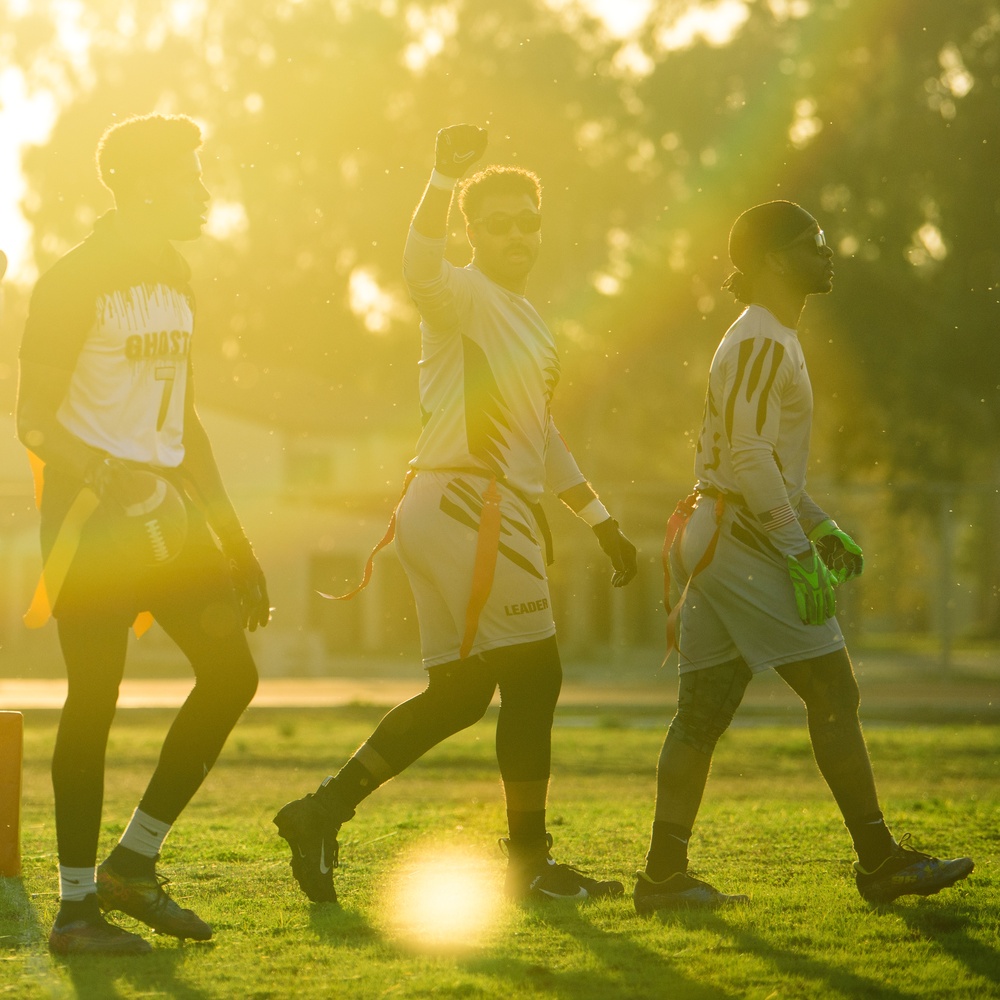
[5,0,1000,491]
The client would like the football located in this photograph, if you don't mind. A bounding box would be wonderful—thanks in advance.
[106,468,189,566]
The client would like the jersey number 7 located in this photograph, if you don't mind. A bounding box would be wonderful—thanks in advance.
[155,365,176,431]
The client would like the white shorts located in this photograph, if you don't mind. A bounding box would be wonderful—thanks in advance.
[671,498,845,674]
[394,471,556,667]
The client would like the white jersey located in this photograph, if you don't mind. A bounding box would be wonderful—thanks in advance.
[59,285,191,466]
[402,228,585,503]
[21,212,193,468]
[694,304,827,557]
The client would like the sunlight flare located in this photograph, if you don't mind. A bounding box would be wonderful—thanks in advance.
[385,848,502,950]
[348,266,411,334]
[0,68,60,283]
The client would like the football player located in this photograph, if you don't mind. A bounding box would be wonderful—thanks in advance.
[275,124,637,905]
[634,200,973,913]
[18,114,269,954]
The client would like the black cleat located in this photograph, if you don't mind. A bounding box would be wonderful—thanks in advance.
[633,869,749,914]
[273,793,342,903]
[49,895,152,955]
[855,834,974,905]
[97,859,212,940]
[501,833,624,902]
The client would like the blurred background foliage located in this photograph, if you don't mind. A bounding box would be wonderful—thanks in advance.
[3,0,1000,638]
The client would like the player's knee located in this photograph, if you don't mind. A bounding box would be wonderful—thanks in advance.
[426,662,495,729]
[199,653,258,714]
[804,672,860,726]
[667,706,730,756]
[64,675,121,725]
[669,659,751,755]
[440,681,494,729]
[228,659,259,710]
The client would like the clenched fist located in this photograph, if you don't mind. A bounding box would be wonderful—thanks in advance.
[435,124,488,178]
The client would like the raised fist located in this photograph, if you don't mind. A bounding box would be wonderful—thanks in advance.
[434,124,488,178]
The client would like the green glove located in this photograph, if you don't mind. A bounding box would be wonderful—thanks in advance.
[786,543,837,625]
[808,519,864,584]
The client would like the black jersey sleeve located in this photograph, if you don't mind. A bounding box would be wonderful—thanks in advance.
[19,252,99,371]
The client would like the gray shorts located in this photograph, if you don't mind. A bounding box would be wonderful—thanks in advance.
[671,498,845,674]
[394,471,556,667]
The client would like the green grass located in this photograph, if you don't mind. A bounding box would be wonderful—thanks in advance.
[2,708,998,999]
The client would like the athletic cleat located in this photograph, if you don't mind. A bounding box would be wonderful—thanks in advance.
[49,898,152,955]
[273,793,342,903]
[633,869,750,914]
[97,860,213,940]
[501,833,624,902]
[854,834,974,905]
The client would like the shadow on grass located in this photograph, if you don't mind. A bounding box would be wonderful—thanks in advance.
[308,900,381,946]
[893,896,1000,989]
[682,907,925,1000]
[463,901,743,1000]
[0,875,42,948]
[53,940,214,1000]
[2,876,214,1000]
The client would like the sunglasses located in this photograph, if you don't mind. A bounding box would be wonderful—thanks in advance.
[473,210,542,236]
[775,227,828,253]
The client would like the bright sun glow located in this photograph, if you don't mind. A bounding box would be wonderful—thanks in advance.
[385,849,502,951]
[204,198,250,244]
[581,0,653,38]
[348,266,411,334]
[0,1,756,284]
[0,68,60,284]
[656,1,751,52]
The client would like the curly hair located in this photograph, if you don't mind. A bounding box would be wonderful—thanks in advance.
[458,165,541,224]
[96,113,203,195]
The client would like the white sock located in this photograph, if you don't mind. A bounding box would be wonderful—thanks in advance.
[118,808,172,859]
[59,865,97,902]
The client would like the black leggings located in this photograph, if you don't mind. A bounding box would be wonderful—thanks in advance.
[52,607,258,868]
[365,635,563,785]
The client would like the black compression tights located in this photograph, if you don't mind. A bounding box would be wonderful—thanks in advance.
[52,612,258,868]
[363,635,563,786]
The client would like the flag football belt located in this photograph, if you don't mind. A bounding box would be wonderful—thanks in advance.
[323,467,552,660]
[661,485,731,662]
[22,452,168,636]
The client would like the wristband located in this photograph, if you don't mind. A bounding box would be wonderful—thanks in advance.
[429,169,459,191]
[577,497,611,527]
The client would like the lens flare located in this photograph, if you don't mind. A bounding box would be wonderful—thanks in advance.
[385,847,502,952]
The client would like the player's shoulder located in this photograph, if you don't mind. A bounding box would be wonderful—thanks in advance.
[723,305,797,353]
[34,213,191,297]
[30,213,124,299]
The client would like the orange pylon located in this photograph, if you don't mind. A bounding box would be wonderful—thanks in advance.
[0,712,23,877]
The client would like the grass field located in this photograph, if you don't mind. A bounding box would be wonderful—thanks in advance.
[1,705,998,999]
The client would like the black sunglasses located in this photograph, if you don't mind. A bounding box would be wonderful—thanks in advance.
[472,211,542,236]
[775,227,828,253]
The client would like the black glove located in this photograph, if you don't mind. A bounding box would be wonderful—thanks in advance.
[593,517,638,588]
[84,456,131,504]
[434,124,488,178]
[224,536,271,631]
